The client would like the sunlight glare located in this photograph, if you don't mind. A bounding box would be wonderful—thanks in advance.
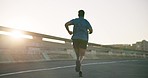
[10,30,23,39]
[0,31,33,39]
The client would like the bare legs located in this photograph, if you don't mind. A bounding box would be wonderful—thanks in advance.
[74,47,85,77]
[74,47,86,63]
[73,39,87,77]
[79,48,86,63]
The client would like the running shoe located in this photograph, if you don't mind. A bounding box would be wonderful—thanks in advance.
[79,71,83,77]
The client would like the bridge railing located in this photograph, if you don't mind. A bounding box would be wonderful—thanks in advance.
[0,26,147,63]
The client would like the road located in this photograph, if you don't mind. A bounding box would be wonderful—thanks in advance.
[0,59,148,78]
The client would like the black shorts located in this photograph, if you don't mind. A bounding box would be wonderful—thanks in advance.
[72,39,88,49]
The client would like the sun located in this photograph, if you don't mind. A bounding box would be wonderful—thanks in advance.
[9,30,33,39]
[10,30,23,39]
[0,30,33,40]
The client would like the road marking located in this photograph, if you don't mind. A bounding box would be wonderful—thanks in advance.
[0,60,138,77]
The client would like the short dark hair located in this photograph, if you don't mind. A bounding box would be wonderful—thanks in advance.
[78,10,85,17]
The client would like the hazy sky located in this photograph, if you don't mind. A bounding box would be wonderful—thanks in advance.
[0,0,148,45]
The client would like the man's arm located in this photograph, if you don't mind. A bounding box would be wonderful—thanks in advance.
[65,22,73,35]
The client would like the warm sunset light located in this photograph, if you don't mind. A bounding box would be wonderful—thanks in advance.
[10,30,33,39]
[10,30,23,39]
[0,31,32,39]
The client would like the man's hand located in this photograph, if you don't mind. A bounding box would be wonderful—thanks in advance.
[88,28,93,34]
[68,31,73,35]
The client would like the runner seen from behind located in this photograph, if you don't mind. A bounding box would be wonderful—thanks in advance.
[65,10,93,77]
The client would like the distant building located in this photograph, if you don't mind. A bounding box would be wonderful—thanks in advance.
[108,44,132,49]
[105,40,148,52]
[132,40,148,51]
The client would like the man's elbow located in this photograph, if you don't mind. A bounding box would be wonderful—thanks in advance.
[65,23,68,27]
[65,22,71,27]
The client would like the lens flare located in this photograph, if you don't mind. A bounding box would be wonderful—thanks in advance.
[10,31,23,39]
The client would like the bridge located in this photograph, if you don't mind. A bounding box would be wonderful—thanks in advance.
[0,26,148,63]
[0,26,148,78]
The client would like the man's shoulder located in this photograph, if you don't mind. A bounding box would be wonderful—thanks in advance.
[83,18,89,22]
[70,18,90,24]
[70,18,79,22]
[72,17,87,20]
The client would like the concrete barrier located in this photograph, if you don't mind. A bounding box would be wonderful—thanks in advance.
[0,26,148,63]
[0,47,147,63]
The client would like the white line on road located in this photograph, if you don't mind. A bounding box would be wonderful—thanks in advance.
[0,60,138,77]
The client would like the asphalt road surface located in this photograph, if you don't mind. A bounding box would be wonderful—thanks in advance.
[0,59,148,78]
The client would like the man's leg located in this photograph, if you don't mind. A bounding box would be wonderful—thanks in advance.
[74,47,79,61]
[78,48,86,77]
[74,47,81,72]
[79,48,86,63]
[73,48,86,74]
[73,40,79,60]
[73,47,86,63]
[73,39,87,77]
[73,40,81,72]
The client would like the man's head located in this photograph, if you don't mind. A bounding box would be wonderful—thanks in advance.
[78,10,85,17]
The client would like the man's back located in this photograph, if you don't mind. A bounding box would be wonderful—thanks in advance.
[69,17,92,41]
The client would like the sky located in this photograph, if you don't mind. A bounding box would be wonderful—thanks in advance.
[0,0,148,45]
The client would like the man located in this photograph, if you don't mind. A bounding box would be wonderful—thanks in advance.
[65,10,93,77]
